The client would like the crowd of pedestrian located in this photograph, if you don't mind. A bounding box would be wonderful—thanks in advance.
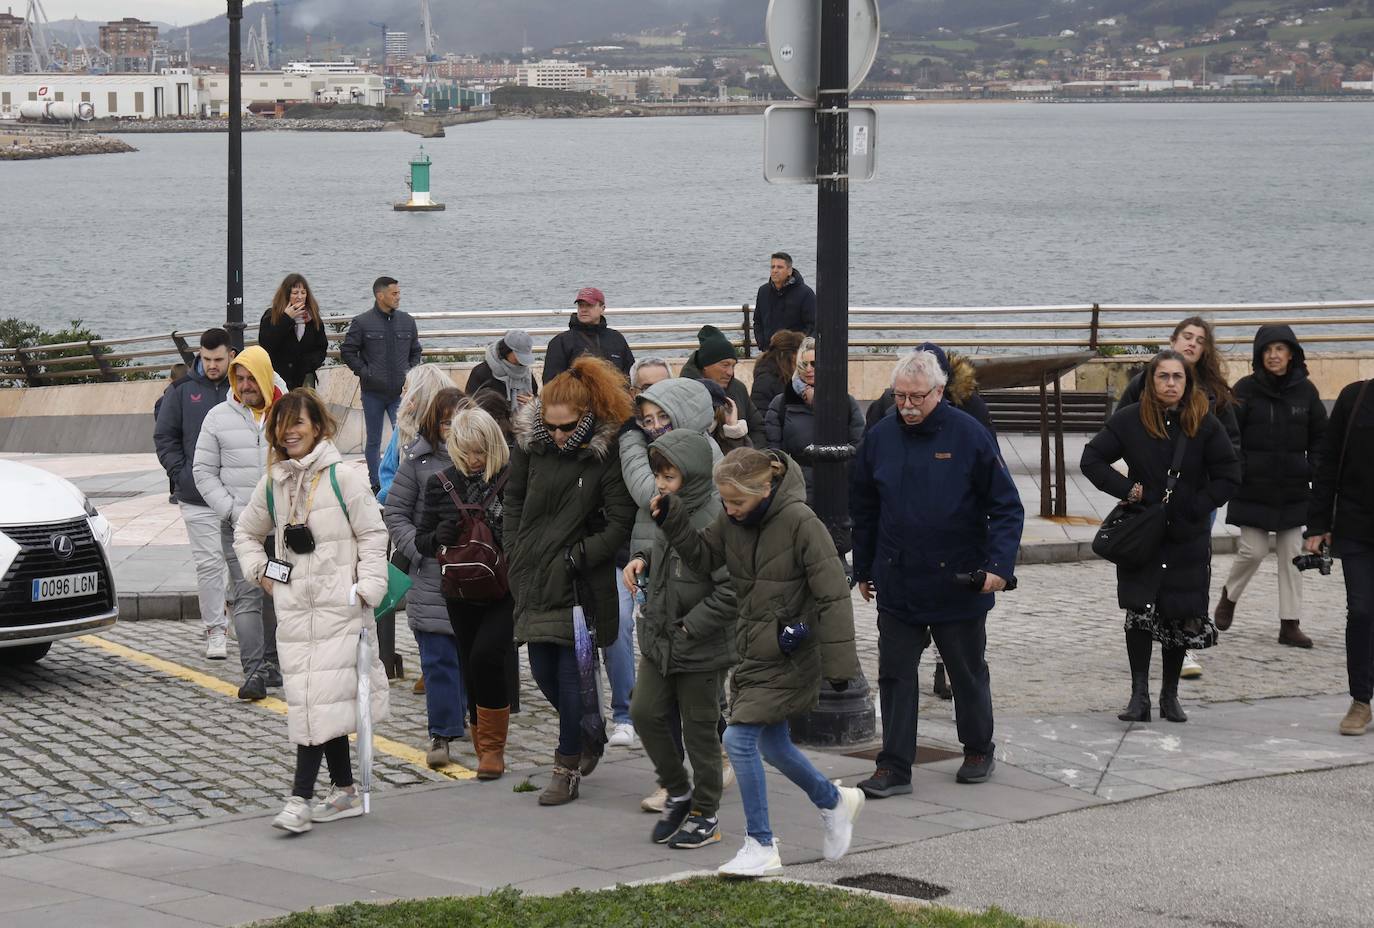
[148,260,1372,875]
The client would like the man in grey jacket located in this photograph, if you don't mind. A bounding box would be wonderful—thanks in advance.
[193,346,285,700]
[340,277,423,493]
[154,328,234,660]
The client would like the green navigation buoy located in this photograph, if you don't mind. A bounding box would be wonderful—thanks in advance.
[394,145,446,211]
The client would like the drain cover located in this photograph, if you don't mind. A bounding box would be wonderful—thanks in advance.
[836,873,950,900]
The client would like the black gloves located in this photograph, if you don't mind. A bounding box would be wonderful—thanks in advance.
[651,493,673,526]
[435,520,461,546]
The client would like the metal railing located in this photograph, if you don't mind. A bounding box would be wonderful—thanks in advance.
[2,299,1371,387]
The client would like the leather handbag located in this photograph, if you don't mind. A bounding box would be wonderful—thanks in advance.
[1092,430,1188,568]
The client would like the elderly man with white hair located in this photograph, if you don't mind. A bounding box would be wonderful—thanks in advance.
[850,349,1024,796]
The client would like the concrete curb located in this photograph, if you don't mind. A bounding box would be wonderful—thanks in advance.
[113,534,1241,621]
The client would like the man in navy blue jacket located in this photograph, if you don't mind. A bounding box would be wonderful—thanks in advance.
[850,349,1024,795]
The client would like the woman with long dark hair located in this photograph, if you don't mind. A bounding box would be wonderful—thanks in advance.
[258,274,330,391]
[749,329,804,415]
[1082,350,1241,724]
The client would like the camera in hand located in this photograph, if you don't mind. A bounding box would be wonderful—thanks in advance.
[1292,545,1332,576]
[778,621,810,655]
[954,570,1018,592]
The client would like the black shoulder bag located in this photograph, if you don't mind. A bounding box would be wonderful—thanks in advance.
[1092,429,1188,569]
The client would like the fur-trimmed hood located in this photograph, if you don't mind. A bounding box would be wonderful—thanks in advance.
[512,398,621,461]
[946,351,979,407]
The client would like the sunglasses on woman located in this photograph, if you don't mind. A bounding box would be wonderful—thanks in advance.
[545,420,581,434]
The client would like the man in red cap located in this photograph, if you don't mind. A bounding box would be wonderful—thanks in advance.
[542,286,635,383]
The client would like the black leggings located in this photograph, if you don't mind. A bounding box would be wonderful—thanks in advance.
[293,736,352,799]
[447,594,515,710]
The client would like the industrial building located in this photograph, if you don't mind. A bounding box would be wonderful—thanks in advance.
[0,70,196,118]
[98,17,157,72]
[516,59,590,90]
[198,62,385,114]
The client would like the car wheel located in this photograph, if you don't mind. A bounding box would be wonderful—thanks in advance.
[0,642,53,665]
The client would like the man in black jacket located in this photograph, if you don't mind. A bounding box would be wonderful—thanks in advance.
[154,328,234,660]
[542,287,634,383]
[753,252,816,352]
[340,276,422,492]
[1305,378,1374,736]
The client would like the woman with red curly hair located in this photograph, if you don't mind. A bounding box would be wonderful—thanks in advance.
[505,355,637,806]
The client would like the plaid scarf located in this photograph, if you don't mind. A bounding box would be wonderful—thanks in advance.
[533,404,598,455]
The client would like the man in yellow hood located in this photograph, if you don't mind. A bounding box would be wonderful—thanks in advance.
[229,345,284,422]
[193,345,289,700]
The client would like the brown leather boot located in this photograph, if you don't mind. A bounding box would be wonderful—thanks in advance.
[539,753,581,806]
[413,674,426,695]
[1278,620,1313,649]
[1339,700,1371,736]
[476,706,509,780]
[1213,587,1236,631]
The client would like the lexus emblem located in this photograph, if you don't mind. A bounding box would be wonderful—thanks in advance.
[51,534,75,559]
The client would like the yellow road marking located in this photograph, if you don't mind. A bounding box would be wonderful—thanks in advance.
[79,634,476,780]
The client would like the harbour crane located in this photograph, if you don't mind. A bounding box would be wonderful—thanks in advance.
[246,13,269,71]
[369,20,388,79]
[268,0,300,69]
[419,0,440,94]
[21,0,54,71]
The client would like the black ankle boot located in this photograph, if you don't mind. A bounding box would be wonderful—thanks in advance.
[1159,687,1188,722]
[1118,672,1151,722]
[1160,648,1188,722]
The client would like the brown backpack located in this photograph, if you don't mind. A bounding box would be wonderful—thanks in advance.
[436,471,509,603]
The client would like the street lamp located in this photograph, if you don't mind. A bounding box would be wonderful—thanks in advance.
[226,0,245,352]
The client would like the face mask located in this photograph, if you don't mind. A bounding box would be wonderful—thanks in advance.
[645,422,673,440]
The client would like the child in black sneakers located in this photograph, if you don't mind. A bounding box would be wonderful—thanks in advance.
[623,430,737,850]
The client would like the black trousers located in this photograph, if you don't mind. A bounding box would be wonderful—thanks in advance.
[293,736,352,799]
[1339,539,1374,704]
[876,611,995,781]
[447,594,515,710]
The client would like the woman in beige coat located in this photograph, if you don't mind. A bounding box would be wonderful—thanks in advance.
[233,389,391,835]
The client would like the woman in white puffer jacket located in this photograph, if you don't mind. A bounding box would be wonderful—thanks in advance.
[234,388,391,835]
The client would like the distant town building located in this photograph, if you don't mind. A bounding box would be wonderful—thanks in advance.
[200,62,386,114]
[99,17,158,72]
[516,59,590,90]
[0,8,23,75]
[385,32,408,59]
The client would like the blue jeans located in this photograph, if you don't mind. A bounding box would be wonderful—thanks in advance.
[415,630,467,739]
[1337,538,1374,704]
[361,391,399,491]
[528,642,584,756]
[606,569,636,724]
[722,721,839,847]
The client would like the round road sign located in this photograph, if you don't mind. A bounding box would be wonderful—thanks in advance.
[765,0,880,102]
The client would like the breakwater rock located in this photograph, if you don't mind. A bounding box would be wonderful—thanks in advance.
[0,132,136,160]
[94,117,387,133]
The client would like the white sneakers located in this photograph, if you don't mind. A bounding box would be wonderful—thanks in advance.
[272,796,311,834]
[205,629,228,661]
[640,786,669,813]
[313,785,363,823]
[819,785,865,861]
[718,836,783,878]
[1181,650,1203,679]
[608,722,637,747]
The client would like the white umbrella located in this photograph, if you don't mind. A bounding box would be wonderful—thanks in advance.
[356,627,375,814]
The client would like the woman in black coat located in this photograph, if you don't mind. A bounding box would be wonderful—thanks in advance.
[1082,350,1241,724]
[258,274,330,390]
[1217,325,1327,647]
[749,329,805,416]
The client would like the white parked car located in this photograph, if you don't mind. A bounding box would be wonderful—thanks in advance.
[0,460,118,664]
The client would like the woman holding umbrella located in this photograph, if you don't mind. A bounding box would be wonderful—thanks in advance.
[505,356,636,806]
[234,388,392,835]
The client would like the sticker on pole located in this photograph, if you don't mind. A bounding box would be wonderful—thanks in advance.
[765,0,881,102]
[852,124,869,156]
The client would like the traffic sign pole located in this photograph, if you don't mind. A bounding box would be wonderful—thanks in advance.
[226,0,245,352]
[792,0,876,747]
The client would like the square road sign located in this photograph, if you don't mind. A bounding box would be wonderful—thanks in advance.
[763,103,877,185]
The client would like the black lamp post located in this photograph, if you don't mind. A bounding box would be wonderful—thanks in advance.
[226,0,245,351]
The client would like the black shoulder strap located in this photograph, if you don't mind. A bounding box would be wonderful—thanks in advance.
[1336,380,1371,492]
[1162,428,1188,502]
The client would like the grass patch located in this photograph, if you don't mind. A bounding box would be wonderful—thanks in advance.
[260,880,1062,928]
[512,778,538,793]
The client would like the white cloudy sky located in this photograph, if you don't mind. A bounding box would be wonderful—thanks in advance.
[40,3,226,26]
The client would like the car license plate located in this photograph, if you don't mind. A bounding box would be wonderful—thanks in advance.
[32,572,99,602]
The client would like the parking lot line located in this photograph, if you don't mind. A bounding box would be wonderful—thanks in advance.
[79,634,477,780]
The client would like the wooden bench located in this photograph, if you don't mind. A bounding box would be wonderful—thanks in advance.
[982,389,1113,434]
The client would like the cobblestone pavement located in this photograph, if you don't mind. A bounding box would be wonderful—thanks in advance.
[0,552,1350,851]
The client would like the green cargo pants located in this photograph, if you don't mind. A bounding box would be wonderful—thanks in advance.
[629,660,724,817]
